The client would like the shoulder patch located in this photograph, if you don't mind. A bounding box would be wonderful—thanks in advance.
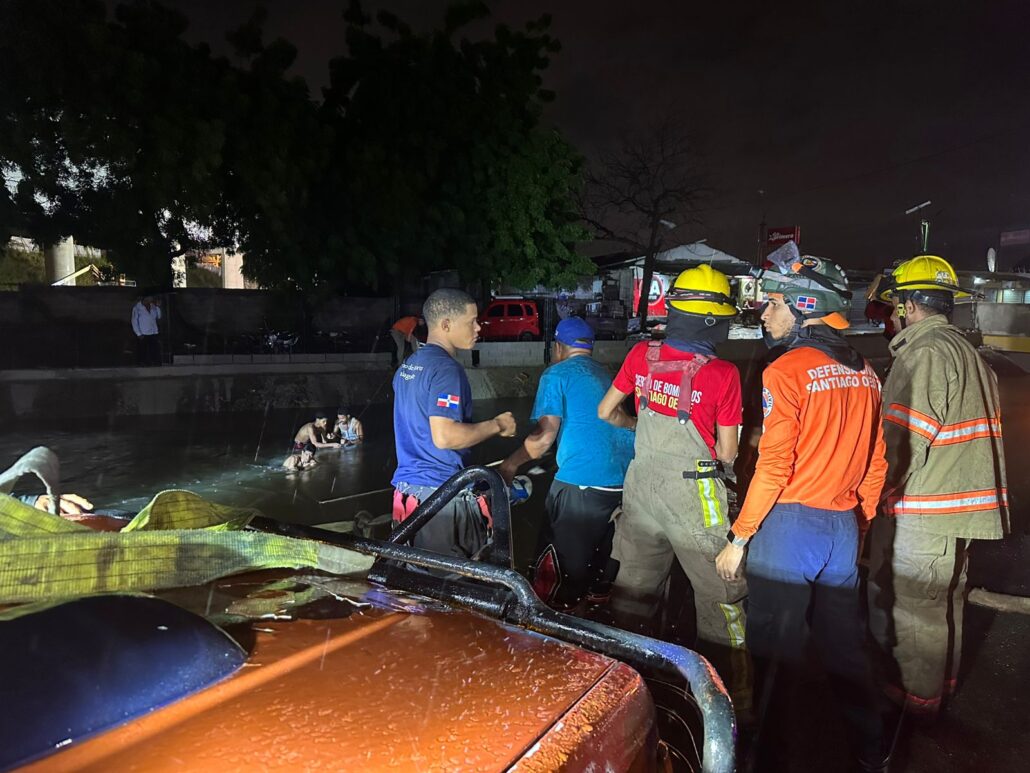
[762,387,774,417]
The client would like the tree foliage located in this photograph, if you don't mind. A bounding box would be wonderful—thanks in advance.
[0,0,589,292]
[312,0,590,290]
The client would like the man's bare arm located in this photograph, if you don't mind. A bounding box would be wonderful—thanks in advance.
[598,385,637,430]
[715,424,739,464]
[307,426,339,448]
[498,416,561,482]
[430,412,516,451]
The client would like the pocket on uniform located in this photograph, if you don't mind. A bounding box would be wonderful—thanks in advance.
[892,533,949,602]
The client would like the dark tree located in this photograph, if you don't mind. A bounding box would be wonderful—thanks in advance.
[0,0,247,286]
[309,0,592,291]
[583,118,709,329]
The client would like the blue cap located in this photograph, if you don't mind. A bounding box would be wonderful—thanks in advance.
[555,317,595,349]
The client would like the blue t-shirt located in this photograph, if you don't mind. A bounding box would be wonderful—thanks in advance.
[392,344,473,487]
[531,355,635,488]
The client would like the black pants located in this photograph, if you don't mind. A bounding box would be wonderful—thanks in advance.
[532,480,621,609]
[394,484,490,561]
[136,334,161,366]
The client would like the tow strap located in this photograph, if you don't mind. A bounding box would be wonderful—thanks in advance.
[0,490,372,608]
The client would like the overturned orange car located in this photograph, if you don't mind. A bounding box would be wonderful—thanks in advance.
[0,465,735,772]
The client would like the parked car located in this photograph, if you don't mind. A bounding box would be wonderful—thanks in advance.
[1,464,735,773]
[478,298,541,341]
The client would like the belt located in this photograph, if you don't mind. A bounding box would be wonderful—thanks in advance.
[682,459,724,480]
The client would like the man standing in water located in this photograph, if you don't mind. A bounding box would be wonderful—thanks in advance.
[392,289,516,558]
[328,408,364,445]
[598,265,750,713]
[292,412,341,453]
[499,317,635,611]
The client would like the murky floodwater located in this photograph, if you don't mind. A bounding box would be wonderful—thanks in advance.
[2,373,1027,588]
[0,398,531,514]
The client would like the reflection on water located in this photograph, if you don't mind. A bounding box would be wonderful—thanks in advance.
[0,399,536,527]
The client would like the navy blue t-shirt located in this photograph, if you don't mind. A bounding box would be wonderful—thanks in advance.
[391,344,473,487]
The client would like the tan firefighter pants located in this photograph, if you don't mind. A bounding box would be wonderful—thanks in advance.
[610,409,750,709]
[867,517,968,713]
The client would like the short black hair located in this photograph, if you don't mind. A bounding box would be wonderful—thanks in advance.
[337,407,349,416]
[303,442,317,453]
[907,289,953,317]
[423,288,476,327]
[315,411,328,420]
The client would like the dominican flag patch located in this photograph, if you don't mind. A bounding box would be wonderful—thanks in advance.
[796,295,818,311]
[436,394,461,408]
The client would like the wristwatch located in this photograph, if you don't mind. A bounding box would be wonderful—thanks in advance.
[726,530,748,548]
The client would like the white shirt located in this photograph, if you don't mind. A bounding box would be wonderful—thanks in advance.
[131,302,161,336]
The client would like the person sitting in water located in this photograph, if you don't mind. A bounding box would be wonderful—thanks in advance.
[292,412,341,452]
[328,408,364,445]
[282,443,318,472]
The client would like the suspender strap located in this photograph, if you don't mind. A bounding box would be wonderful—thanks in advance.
[639,341,712,424]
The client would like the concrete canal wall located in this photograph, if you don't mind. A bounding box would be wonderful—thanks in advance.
[0,337,893,422]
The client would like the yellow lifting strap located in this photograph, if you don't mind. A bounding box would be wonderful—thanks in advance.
[0,491,372,606]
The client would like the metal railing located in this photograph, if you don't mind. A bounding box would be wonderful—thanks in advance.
[256,465,736,773]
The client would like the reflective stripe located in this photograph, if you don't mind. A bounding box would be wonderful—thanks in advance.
[697,477,724,528]
[884,403,940,442]
[932,416,1003,446]
[719,602,747,649]
[886,487,1006,515]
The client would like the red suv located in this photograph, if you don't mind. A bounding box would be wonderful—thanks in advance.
[478,298,541,341]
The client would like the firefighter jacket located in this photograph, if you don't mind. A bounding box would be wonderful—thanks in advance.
[732,346,888,540]
[881,315,1008,539]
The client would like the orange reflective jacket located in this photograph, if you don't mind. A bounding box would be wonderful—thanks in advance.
[732,346,888,540]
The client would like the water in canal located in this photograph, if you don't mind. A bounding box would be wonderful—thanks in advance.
[2,371,1027,586]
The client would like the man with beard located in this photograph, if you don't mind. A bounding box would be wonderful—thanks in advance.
[598,265,750,713]
[715,253,889,771]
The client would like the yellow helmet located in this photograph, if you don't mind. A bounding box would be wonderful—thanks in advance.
[666,265,738,317]
[879,255,969,300]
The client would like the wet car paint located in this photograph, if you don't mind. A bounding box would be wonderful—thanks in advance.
[23,573,659,772]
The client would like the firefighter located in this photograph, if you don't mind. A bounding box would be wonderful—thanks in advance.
[598,265,750,710]
[714,256,889,771]
[868,255,1009,719]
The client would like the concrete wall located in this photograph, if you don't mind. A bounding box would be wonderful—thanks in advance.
[0,333,893,422]
[0,287,396,369]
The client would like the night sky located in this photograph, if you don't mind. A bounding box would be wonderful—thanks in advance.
[160,0,1030,270]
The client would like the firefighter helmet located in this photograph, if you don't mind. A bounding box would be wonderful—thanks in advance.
[666,265,738,317]
[879,255,970,300]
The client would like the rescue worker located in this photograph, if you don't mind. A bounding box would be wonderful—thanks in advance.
[868,255,1009,719]
[498,317,635,611]
[391,289,516,558]
[390,315,423,365]
[714,255,889,771]
[598,265,750,708]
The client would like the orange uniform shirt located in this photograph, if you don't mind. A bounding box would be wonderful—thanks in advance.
[732,346,888,540]
[392,316,418,338]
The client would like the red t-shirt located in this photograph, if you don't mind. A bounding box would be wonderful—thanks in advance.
[613,342,743,458]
